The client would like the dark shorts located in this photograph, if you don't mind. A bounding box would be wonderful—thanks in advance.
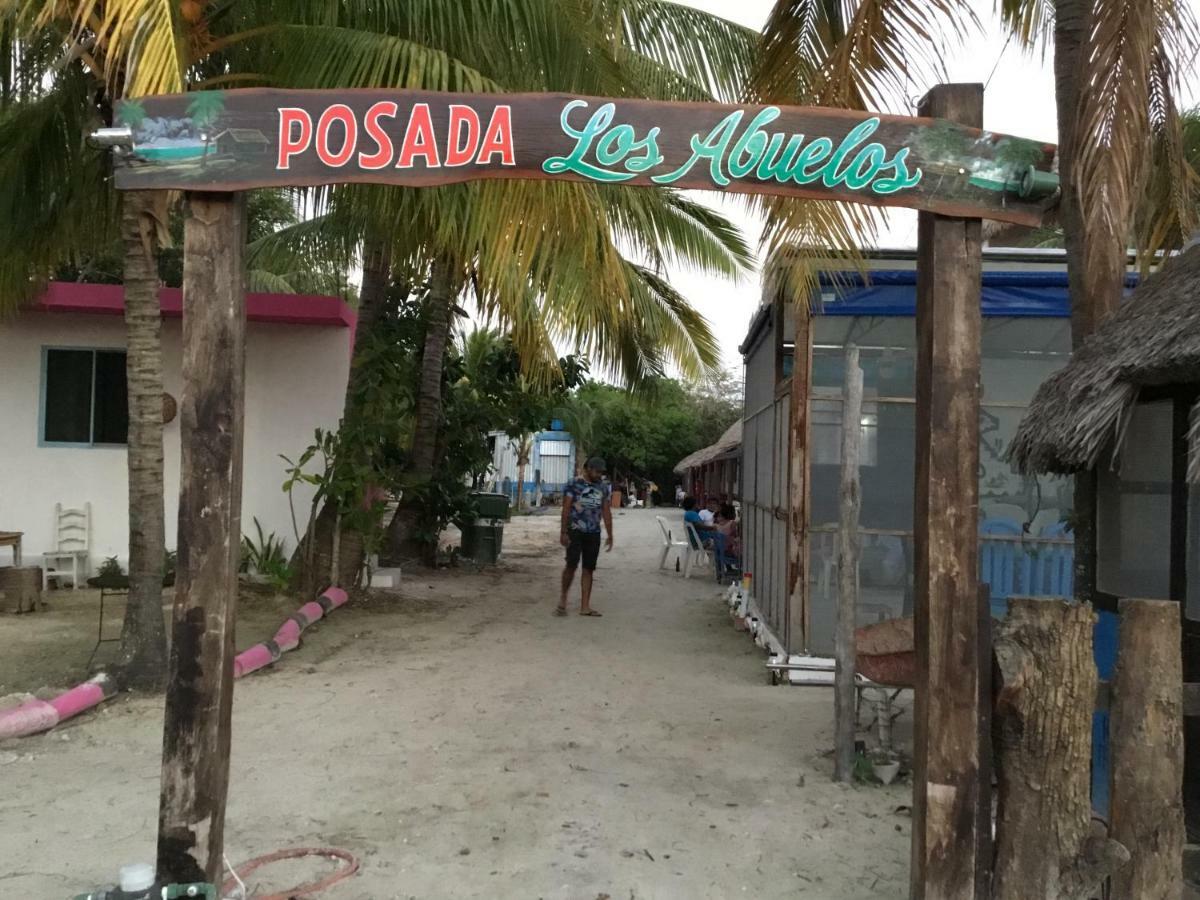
[565,531,602,571]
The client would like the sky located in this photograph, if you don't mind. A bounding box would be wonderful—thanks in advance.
[670,0,1198,371]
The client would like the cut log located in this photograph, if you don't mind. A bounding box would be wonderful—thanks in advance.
[1109,598,1184,900]
[992,597,1128,900]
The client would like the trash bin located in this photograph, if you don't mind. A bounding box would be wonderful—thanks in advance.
[471,492,511,520]
[461,519,504,564]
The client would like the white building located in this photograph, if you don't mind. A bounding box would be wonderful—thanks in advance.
[0,282,353,573]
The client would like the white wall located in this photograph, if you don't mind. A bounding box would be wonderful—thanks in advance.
[0,312,350,571]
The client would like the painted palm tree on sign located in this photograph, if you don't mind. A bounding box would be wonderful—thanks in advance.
[185,89,224,163]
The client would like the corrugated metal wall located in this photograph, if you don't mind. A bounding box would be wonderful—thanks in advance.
[741,309,792,649]
[536,438,574,489]
[485,431,575,498]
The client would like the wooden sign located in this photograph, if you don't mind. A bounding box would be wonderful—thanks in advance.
[113,89,1057,225]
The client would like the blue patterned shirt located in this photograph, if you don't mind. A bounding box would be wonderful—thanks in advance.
[565,477,610,533]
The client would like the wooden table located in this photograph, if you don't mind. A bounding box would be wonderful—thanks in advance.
[0,531,22,566]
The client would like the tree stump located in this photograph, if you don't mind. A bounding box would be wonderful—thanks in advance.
[992,597,1129,900]
[0,566,42,613]
[1110,598,1184,900]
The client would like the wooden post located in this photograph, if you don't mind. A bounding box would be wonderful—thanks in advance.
[910,83,986,900]
[834,346,863,782]
[787,297,813,654]
[157,192,246,885]
[1110,599,1184,900]
[975,584,993,900]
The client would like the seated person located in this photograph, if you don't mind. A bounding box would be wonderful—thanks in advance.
[683,496,730,574]
[715,503,741,562]
[698,497,718,525]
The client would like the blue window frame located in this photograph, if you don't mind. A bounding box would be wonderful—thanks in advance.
[39,346,128,447]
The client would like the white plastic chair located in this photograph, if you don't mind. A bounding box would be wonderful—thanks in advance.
[656,515,689,570]
[683,522,713,580]
[43,502,90,590]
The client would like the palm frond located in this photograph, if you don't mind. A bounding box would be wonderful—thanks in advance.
[1075,0,1199,275]
[608,0,759,103]
[0,63,114,314]
[997,0,1055,54]
[1133,104,1200,271]
[257,25,504,93]
[29,0,188,96]
[750,0,977,109]
[749,0,975,304]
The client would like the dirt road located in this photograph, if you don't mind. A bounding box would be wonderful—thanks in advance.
[0,509,910,899]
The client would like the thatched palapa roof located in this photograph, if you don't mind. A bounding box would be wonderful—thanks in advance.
[674,420,742,475]
[1009,245,1200,475]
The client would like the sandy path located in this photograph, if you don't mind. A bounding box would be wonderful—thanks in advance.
[0,509,910,899]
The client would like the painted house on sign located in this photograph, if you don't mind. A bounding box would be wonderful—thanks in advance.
[0,282,353,575]
[737,248,1127,660]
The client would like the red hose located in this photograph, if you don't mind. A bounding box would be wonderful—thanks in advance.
[221,847,359,899]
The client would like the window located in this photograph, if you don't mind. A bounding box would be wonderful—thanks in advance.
[539,440,571,457]
[811,399,879,467]
[42,348,128,446]
[1097,400,1172,599]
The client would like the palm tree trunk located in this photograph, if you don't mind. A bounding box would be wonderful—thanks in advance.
[1054,0,1119,608]
[117,190,168,689]
[294,240,391,595]
[384,255,456,561]
[516,461,527,512]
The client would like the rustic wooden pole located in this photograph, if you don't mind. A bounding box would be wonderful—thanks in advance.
[910,83,986,900]
[157,192,246,885]
[975,583,993,900]
[834,346,863,782]
[993,597,1128,899]
[787,297,813,653]
[1110,598,1184,900]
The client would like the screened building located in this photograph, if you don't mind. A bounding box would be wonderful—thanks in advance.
[739,250,1104,656]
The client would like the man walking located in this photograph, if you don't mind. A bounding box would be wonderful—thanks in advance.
[557,456,613,617]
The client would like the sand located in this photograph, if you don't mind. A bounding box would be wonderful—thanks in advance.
[0,508,911,899]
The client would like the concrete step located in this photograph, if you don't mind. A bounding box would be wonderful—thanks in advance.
[368,566,402,588]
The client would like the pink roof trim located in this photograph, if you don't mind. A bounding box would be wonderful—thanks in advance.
[32,281,355,328]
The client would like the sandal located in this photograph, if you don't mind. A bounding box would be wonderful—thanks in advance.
[580,609,603,617]
[554,605,567,616]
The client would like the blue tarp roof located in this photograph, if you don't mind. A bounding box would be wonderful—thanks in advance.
[815,269,1139,318]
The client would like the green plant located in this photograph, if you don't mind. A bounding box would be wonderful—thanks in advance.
[98,555,124,578]
[163,548,177,577]
[852,751,877,785]
[241,518,292,592]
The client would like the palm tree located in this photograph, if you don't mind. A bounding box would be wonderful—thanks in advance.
[997,0,1198,617]
[513,432,535,512]
[248,2,759,563]
[0,5,182,688]
[1001,0,1198,342]
[749,0,978,296]
[0,4,347,687]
